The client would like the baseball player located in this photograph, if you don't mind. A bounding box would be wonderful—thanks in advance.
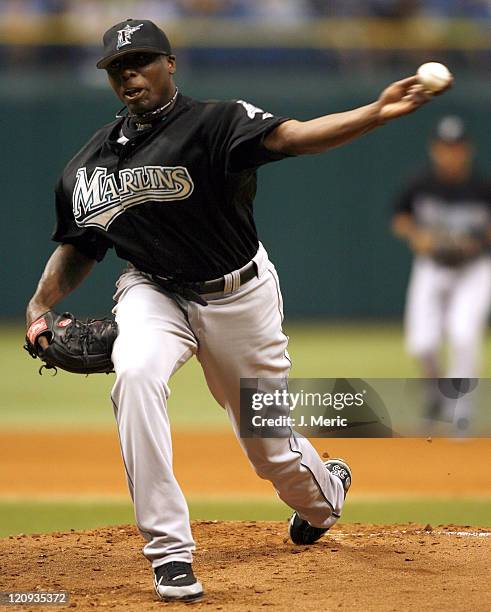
[392,116,491,430]
[26,19,437,603]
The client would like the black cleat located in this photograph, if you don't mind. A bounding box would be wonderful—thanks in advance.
[154,561,204,602]
[288,458,352,545]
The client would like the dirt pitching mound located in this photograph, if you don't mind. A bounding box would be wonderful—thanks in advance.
[1,521,489,611]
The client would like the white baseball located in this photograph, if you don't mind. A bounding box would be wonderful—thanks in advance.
[417,62,452,92]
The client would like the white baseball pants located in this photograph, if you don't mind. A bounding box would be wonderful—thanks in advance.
[405,255,491,421]
[111,243,345,568]
[405,255,491,375]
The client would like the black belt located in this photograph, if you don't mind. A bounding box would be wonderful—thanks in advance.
[151,262,257,306]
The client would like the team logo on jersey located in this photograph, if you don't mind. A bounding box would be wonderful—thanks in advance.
[116,23,144,50]
[237,100,273,120]
[72,165,194,230]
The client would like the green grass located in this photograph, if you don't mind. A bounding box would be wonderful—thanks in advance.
[0,497,489,537]
[3,322,491,430]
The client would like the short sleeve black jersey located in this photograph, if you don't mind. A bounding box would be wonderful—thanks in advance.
[394,170,491,245]
[53,94,291,281]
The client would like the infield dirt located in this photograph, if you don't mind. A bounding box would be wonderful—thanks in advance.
[1,433,490,496]
[2,434,490,610]
[1,521,490,611]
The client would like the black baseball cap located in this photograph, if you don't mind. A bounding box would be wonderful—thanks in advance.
[432,115,469,144]
[96,19,172,69]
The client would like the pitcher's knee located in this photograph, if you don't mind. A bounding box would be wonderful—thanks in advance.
[113,364,169,398]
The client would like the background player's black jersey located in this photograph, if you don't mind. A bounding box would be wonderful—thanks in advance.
[394,170,491,260]
[53,94,290,281]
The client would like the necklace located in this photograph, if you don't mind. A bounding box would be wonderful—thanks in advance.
[115,87,179,129]
[132,87,179,121]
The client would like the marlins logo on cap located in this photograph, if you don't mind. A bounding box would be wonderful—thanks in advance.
[117,23,144,50]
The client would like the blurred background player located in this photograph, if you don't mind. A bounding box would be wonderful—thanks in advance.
[392,115,491,429]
